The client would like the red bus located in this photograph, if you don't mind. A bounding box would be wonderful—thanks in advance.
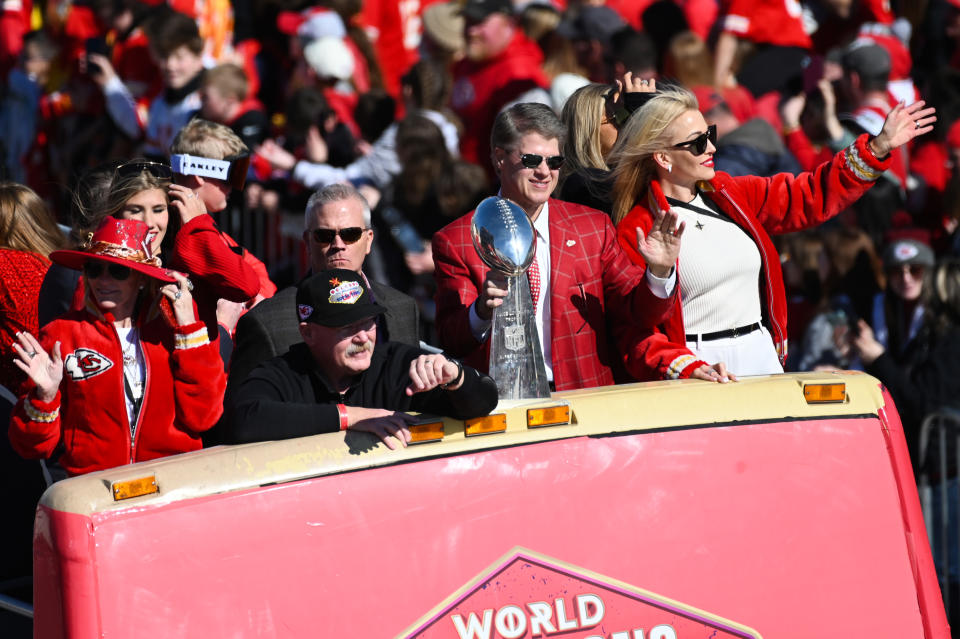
[28,371,949,637]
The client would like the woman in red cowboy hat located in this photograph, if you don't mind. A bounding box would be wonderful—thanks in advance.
[8,217,226,478]
[66,159,261,345]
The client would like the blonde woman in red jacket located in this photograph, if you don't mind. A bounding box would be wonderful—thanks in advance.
[609,86,934,382]
[9,217,225,477]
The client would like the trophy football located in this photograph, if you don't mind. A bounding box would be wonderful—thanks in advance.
[470,197,551,399]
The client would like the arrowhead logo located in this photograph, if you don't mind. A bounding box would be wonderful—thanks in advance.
[64,348,114,381]
[397,548,761,639]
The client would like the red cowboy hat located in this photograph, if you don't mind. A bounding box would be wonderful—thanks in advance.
[50,217,176,283]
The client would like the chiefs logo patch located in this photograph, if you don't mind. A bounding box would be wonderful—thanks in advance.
[64,348,114,381]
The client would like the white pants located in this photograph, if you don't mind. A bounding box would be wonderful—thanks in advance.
[686,325,783,377]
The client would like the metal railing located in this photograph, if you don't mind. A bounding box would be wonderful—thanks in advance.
[918,409,960,622]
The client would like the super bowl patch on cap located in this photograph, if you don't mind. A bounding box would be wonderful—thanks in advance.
[298,304,314,321]
[894,242,919,261]
[328,278,363,304]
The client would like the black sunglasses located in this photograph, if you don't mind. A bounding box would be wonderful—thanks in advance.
[311,227,369,245]
[84,261,132,281]
[889,264,925,278]
[519,153,565,170]
[672,124,717,155]
[115,160,173,180]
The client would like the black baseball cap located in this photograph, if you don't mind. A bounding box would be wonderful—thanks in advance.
[460,0,513,22]
[296,269,386,327]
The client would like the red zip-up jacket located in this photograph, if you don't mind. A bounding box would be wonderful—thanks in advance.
[9,297,225,476]
[615,134,890,380]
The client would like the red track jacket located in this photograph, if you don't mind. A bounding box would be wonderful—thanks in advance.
[615,134,890,380]
[10,298,225,476]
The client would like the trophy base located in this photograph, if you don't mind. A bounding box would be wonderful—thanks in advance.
[489,274,551,400]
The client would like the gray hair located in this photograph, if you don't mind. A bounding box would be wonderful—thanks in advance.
[304,183,372,229]
[490,103,566,162]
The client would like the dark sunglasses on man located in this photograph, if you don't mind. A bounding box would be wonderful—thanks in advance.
[519,153,565,170]
[672,124,718,156]
[83,261,133,281]
[311,227,370,245]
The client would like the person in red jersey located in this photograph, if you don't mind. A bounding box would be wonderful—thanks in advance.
[449,0,549,173]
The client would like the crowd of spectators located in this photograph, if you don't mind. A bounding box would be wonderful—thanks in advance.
[6,0,960,616]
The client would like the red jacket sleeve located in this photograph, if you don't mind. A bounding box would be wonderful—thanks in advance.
[615,205,708,381]
[597,212,676,331]
[170,320,226,433]
[170,215,260,302]
[735,134,891,235]
[432,221,487,366]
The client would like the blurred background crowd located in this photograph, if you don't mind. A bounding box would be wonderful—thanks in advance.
[4,0,960,361]
[3,1,960,431]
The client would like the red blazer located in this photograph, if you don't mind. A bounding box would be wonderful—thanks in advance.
[615,134,890,381]
[433,199,675,392]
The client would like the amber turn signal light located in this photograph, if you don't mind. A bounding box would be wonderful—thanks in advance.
[465,414,507,437]
[527,404,571,428]
[112,475,159,501]
[409,419,445,444]
[802,382,846,404]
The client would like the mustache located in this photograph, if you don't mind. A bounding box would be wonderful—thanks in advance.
[345,340,374,356]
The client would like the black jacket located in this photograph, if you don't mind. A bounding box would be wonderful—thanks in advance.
[225,341,498,444]
[228,280,420,387]
[866,323,960,471]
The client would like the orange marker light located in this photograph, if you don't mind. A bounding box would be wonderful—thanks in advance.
[409,420,445,444]
[465,414,507,437]
[527,405,571,428]
[112,475,159,501]
[803,382,846,404]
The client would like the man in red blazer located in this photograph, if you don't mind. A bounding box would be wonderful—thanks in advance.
[433,103,683,391]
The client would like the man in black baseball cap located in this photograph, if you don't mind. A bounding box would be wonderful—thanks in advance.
[225,269,498,449]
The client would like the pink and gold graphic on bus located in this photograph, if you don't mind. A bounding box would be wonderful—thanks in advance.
[400,549,762,639]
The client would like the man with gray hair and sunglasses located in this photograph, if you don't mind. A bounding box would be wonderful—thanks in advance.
[227,183,420,392]
[433,102,682,392]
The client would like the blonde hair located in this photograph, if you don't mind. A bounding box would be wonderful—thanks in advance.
[664,31,713,87]
[203,63,249,101]
[609,86,698,224]
[73,165,176,251]
[560,83,612,181]
[0,182,65,257]
[170,118,248,159]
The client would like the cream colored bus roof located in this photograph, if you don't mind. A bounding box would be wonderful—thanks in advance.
[41,371,884,516]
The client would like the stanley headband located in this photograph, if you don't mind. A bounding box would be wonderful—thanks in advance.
[170,153,250,190]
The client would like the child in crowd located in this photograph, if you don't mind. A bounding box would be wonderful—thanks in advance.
[98,10,204,159]
[168,118,276,343]
[199,63,268,150]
